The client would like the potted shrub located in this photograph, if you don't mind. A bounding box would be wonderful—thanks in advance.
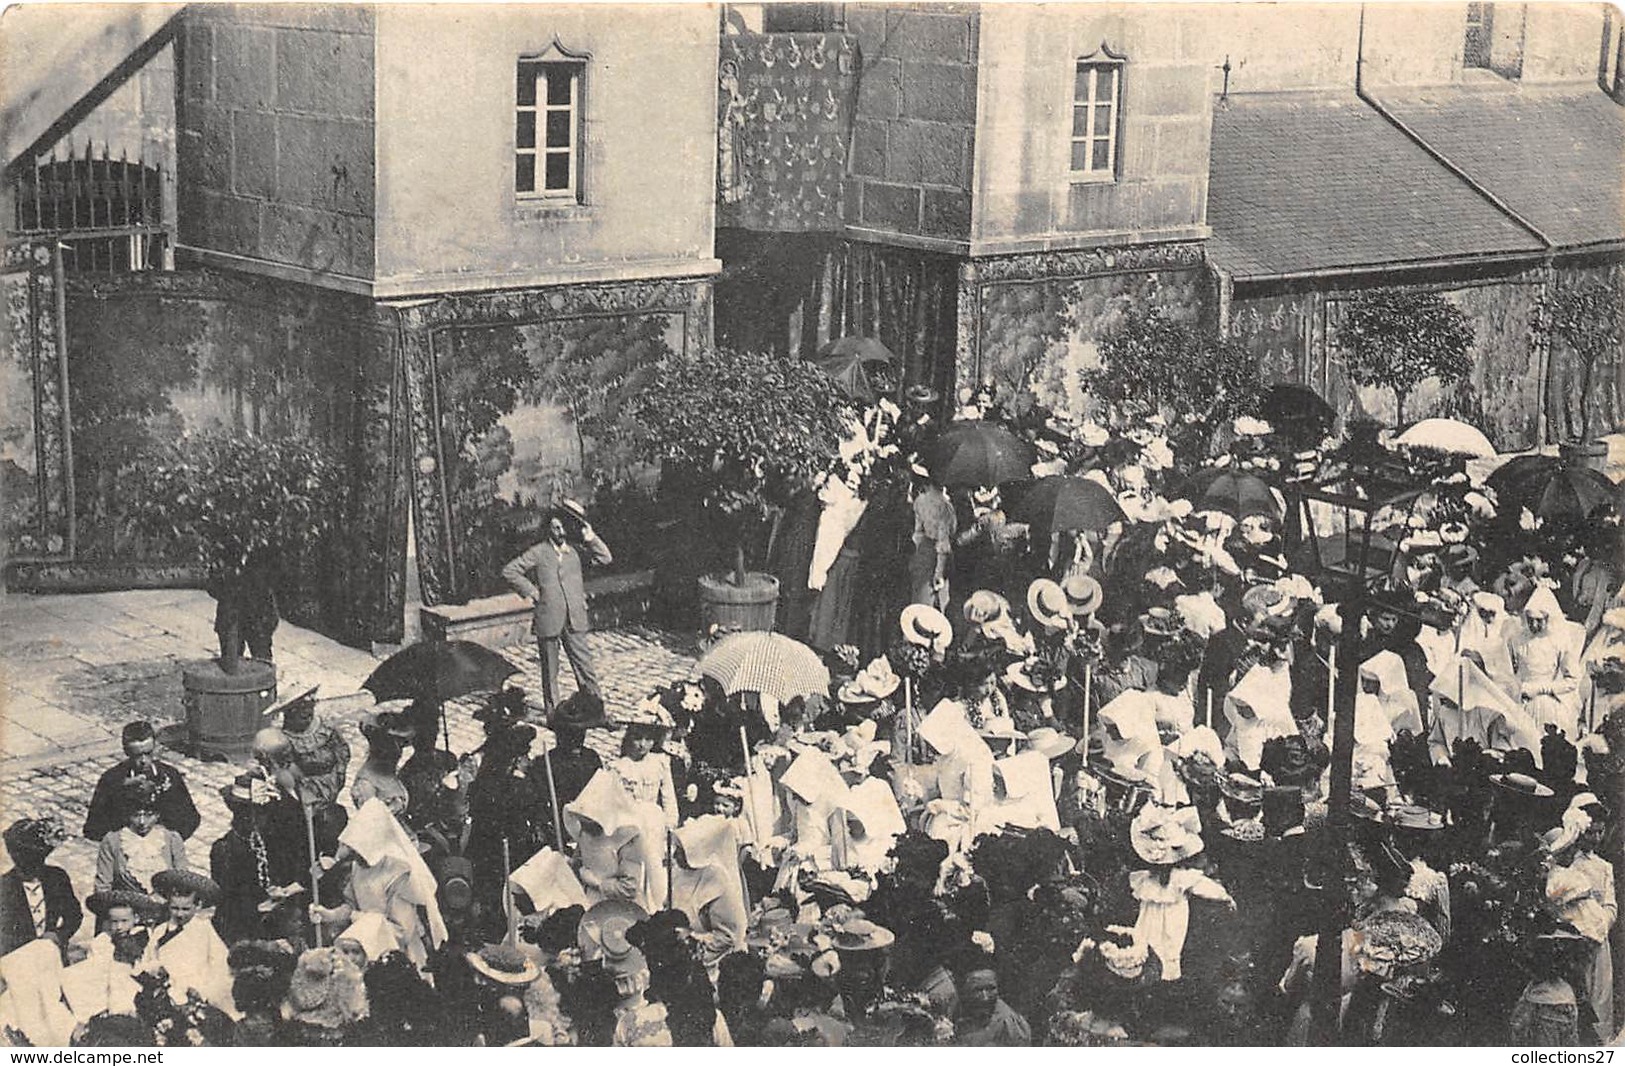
[1544,276,1622,471]
[126,433,343,757]
[632,347,848,632]
[1340,289,1475,427]
[1082,305,1265,465]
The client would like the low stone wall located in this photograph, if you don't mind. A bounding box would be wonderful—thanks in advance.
[418,569,656,650]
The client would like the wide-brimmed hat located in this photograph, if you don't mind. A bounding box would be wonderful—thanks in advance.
[1027,579,1072,629]
[1025,727,1076,760]
[549,690,613,732]
[360,709,416,742]
[838,657,902,703]
[830,918,895,953]
[900,604,954,654]
[1139,607,1183,639]
[219,772,276,810]
[971,486,1001,507]
[963,590,1010,626]
[85,889,163,920]
[1005,658,1067,694]
[1130,804,1205,865]
[466,943,541,985]
[1062,574,1103,616]
[977,716,1023,742]
[1386,804,1445,831]
[904,384,940,406]
[552,498,589,527]
[1218,772,1263,806]
[1491,772,1555,798]
[578,899,650,962]
[151,869,221,906]
[267,685,320,721]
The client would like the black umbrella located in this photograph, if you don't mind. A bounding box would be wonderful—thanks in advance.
[927,420,1035,488]
[1489,454,1615,528]
[363,640,521,704]
[1179,467,1282,521]
[1010,475,1125,534]
[813,337,896,402]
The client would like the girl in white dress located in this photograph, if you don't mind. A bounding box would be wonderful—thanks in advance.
[609,722,678,909]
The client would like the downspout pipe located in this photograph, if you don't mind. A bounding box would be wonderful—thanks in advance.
[1351,3,1558,446]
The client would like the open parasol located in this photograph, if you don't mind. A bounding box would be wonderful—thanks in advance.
[1488,454,1615,528]
[698,631,832,705]
[1010,475,1126,534]
[363,640,521,704]
[1178,467,1283,521]
[813,337,896,403]
[928,420,1035,487]
[1394,418,1497,459]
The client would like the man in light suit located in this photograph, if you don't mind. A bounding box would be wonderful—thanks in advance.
[502,501,613,714]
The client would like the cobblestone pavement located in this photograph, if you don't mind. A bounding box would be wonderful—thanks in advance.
[1,609,701,940]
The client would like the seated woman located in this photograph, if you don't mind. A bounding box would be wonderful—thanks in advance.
[565,773,653,913]
[94,778,187,898]
[1360,650,1424,736]
[350,713,413,820]
[311,799,446,970]
[670,816,748,966]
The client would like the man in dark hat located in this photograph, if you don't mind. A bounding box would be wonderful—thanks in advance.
[502,499,614,715]
[83,720,201,842]
[1,817,81,959]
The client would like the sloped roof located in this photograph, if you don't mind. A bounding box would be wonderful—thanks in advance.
[1207,92,1544,280]
[1378,85,1625,250]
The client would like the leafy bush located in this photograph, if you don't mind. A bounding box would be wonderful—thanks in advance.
[632,347,849,581]
[1081,306,1263,460]
[123,433,344,582]
[1544,276,1623,441]
[1340,289,1475,425]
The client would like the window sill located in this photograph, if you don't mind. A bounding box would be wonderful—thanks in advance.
[1068,173,1118,186]
[514,200,596,223]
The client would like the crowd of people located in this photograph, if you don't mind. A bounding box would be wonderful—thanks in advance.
[1,380,1622,1048]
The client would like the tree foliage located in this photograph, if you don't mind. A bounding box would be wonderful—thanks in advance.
[123,433,345,582]
[1544,276,1623,440]
[1081,305,1263,458]
[632,346,849,535]
[1340,289,1476,424]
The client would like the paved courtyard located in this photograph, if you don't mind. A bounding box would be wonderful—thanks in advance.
[0,589,702,918]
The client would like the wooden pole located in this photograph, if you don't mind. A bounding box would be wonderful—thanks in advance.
[740,726,761,845]
[541,743,565,853]
[1327,645,1337,723]
[1082,663,1093,756]
[903,677,913,766]
[502,837,517,946]
[302,798,323,948]
[1205,688,1214,731]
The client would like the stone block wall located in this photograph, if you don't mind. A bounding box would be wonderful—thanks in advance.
[845,3,979,244]
[176,4,376,285]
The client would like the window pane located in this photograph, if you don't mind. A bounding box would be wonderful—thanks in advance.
[545,67,572,106]
[517,62,538,106]
[516,153,536,192]
[1071,141,1091,171]
[544,152,570,190]
[1074,64,1092,102]
[1094,102,1112,131]
[1101,68,1119,106]
[546,111,571,149]
[1072,106,1091,138]
[517,110,536,149]
[1092,137,1112,172]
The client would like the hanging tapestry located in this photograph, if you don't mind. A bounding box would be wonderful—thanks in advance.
[718,32,857,232]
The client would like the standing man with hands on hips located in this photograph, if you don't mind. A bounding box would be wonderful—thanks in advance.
[503,499,613,716]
